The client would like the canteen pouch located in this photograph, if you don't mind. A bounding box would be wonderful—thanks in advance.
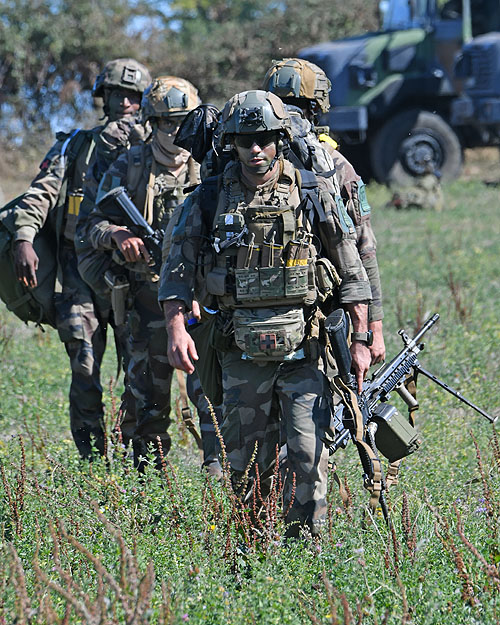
[233,307,305,361]
[315,257,341,301]
[371,403,422,462]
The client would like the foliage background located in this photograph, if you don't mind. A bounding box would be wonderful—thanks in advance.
[0,0,378,143]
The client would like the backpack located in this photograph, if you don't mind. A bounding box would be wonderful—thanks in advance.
[0,196,58,327]
[0,129,89,327]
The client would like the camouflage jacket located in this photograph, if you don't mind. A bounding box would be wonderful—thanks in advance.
[87,141,200,274]
[74,116,147,292]
[75,116,147,248]
[321,142,384,323]
[158,159,372,311]
[13,127,102,246]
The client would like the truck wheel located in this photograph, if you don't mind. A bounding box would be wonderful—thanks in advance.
[370,109,463,185]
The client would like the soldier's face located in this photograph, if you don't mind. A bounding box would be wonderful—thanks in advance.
[105,87,141,120]
[234,132,277,174]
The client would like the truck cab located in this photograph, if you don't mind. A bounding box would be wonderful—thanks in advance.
[299,0,500,184]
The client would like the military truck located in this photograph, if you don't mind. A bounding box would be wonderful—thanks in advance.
[299,0,500,184]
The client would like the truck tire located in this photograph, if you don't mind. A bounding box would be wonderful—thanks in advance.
[370,109,463,185]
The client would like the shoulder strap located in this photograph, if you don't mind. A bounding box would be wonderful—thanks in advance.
[199,174,222,230]
[296,168,327,223]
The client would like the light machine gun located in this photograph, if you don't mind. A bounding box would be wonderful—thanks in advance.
[325,309,497,521]
[97,186,164,276]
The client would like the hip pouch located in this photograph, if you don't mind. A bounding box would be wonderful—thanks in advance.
[233,307,305,361]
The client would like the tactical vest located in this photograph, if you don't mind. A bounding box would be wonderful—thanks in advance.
[199,163,342,361]
[124,143,198,230]
[205,166,317,310]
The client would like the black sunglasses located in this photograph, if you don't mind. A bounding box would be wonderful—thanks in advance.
[234,131,278,149]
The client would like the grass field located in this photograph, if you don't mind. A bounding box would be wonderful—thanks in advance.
[0,175,499,624]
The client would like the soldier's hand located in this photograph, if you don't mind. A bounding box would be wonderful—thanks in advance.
[350,341,371,392]
[163,301,199,374]
[112,228,151,263]
[14,240,39,288]
[369,320,386,365]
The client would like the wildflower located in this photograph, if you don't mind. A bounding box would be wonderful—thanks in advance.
[209,524,216,531]
[182,614,189,622]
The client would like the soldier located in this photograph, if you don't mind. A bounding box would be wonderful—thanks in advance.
[160,91,372,537]
[75,62,152,454]
[12,58,150,459]
[387,158,443,211]
[263,58,386,364]
[87,76,204,471]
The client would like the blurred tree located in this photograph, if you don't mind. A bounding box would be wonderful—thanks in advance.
[0,0,154,141]
[145,0,378,105]
[0,0,378,144]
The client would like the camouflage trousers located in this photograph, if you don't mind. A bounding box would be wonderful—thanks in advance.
[121,276,172,470]
[55,244,108,458]
[219,349,331,537]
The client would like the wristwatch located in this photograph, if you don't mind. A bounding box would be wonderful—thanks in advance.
[351,330,374,346]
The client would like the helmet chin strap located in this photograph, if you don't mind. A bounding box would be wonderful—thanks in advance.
[259,133,286,174]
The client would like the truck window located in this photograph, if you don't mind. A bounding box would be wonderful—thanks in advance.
[380,0,433,30]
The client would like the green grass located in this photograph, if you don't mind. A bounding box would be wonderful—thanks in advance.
[1,179,499,624]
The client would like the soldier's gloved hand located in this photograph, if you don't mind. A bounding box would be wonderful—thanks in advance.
[111,228,151,264]
[350,341,371,393]
[14,240,39,288]
[369,320,386,365]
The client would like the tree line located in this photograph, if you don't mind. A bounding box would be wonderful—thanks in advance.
[0,0,378,145]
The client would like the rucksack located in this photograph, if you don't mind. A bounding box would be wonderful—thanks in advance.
[0,128,89,327]
[0,196,58,327]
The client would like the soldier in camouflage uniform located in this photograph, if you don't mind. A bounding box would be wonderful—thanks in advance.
[160,91,372,536]
[87,76,203,470]
[387,158,443,211]
[263,58,386,364]
[75,62,152,449]
[12,58,150,459]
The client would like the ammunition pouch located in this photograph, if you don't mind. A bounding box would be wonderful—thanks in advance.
[233,306,305,361]
[370,403,421,463]
[104,269,130,326]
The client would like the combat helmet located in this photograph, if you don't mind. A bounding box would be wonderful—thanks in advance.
[220,90,293,145]
[92,58,152,98]
[141,76,201,122]
[262,58,331,114]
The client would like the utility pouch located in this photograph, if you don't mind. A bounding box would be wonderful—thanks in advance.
[63,192,84,241]
[371,403,422,462]
[235,267,260,300]
[213,212,246,250]
[259,267,285,298]
[233,307,305,361]
[206,267,228,296]
[315,257,341,301]
[104,270,130,326]
[284,265,309,297]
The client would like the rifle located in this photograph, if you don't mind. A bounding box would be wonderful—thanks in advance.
[325,309,497,521]
[97,186,164,275]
